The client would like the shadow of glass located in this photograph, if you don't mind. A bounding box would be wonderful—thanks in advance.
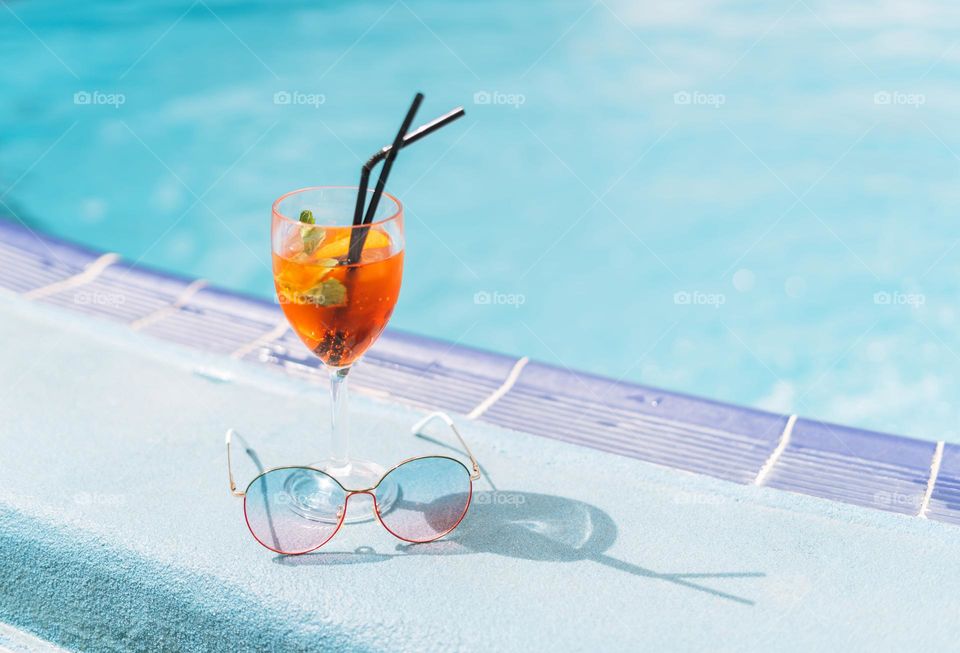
[275,490,764,605]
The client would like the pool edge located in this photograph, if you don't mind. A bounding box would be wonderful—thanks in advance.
[1,216,956,525]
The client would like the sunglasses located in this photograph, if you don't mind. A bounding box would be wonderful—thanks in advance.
[226,412,480,555]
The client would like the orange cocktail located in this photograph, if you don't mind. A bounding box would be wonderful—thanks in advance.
[273,227,403,367]
[270,186,405,507]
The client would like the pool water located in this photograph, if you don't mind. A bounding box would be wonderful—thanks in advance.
[2,0,959,440]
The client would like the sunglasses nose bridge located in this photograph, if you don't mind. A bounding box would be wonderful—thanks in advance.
[344,489,379,509]
[345,489,376,499]
[343,489,382,521]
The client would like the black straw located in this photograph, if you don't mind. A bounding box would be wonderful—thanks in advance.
[348,105,466,231]
[373,106,467,167]
[346,100,466,264]
[364,93,423,224]
[347,93,423,264]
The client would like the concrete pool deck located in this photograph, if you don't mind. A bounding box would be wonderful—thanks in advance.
[2,296,960,651]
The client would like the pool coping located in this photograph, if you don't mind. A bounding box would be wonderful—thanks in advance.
[2,216,958,526]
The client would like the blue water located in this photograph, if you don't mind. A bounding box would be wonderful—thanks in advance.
[2,0,959,440]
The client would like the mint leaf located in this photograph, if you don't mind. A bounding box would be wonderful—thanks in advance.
[302,228,324,255]
[298,210,324,255]
[301,278,347,307]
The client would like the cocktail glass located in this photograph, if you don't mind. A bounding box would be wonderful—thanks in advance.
[271,186,404,521]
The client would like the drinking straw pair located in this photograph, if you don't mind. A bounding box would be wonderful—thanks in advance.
[346,93,465,263]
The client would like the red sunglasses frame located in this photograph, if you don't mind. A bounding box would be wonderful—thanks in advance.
[226,413,481,555]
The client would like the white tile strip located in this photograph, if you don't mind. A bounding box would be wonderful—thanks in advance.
[918,440,945,519]
[229,320,289,360]
[753,414,798,486]
[129,278,208,331]
[21,252,119,300]
[466,356,529,420]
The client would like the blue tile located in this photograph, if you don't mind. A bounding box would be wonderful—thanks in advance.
[0,218,102,263]
[765,419,936,515]
[481,361,787,484]
[926,443,960,525]
[256,327,522,416]
[187,286,280,324]
[36,262,193,323]
[0,220,100,294]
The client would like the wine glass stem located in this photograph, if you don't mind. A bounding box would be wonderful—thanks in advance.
[328,366,351,466]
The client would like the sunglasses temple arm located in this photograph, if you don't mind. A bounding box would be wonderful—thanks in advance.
[411,412,481,481]
[225,429,246,497]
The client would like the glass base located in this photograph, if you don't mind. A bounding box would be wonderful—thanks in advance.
[284,458,398,524]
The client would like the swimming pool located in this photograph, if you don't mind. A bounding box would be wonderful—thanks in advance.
[3,0,959,441]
